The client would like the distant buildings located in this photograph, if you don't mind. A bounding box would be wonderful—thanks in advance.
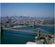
[1,16,54,28]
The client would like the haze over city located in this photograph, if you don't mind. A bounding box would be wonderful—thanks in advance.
[0,3,54,18]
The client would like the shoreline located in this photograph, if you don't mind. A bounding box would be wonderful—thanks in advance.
[39,24,54,26]
[11,25,27,28]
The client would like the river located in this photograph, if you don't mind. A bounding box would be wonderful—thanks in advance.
[1,25,54,44]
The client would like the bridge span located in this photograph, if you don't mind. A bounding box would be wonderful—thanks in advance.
[3,28,55,37]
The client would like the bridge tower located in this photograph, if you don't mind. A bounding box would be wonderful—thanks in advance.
[37,28,40,37]
[33,21,36,29]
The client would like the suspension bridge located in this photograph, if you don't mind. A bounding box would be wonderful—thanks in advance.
[3,28,55,38]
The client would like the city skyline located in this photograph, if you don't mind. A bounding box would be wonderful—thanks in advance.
[0,3,55,44]
[0,3,54,18]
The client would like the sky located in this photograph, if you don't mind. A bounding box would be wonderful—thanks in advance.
[0,3,54,17]
[0,4,1,17]
[54,3,55,18]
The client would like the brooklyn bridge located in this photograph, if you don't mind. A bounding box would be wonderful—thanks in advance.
[3,28,55,38]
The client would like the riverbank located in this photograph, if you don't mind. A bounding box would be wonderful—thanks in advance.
[11,25,27,28]
[39,24,54,26]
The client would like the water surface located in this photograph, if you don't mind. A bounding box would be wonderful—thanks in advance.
[1,26,54,44]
